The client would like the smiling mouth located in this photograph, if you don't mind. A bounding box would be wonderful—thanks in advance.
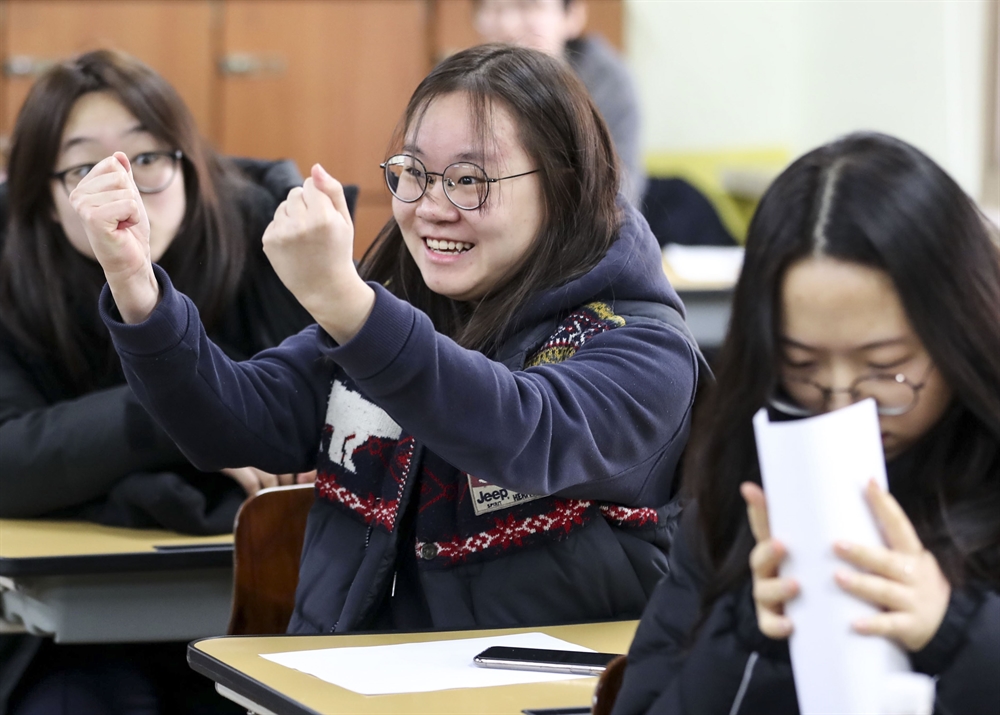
[425,238,474,255]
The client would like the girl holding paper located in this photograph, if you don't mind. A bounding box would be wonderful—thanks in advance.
[612,132,1000,715]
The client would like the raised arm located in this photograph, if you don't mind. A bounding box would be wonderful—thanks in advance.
[74,154,330,476]
[321,284,698,507]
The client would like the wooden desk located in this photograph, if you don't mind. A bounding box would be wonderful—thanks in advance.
[0,518,233,643]
[663,258,735,352]
[189,620,639,715]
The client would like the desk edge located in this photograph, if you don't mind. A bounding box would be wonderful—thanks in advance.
[0,547,233,577]
[188,641,322,715]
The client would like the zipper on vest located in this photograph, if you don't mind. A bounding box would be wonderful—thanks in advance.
[365,500,377,547]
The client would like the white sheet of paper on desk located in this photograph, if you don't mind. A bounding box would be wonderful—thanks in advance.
[662,244,744,283]
[753,400,933,715]
[261,632,599,695]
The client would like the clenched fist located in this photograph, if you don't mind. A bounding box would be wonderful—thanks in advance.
[70,151,159,324]
[263,164,374,344]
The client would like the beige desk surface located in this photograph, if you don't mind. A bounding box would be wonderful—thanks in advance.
[191,620,639,715]
[0,518,232,560]
[662,256,737,292]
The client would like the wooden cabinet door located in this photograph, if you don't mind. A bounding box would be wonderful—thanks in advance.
[432,0,623,61]
[1,0,214,137]
[218,0,430,258]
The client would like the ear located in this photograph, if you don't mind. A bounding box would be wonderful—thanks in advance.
[565,0,588,40]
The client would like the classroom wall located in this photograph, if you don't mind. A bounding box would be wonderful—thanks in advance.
[626,0,993,198]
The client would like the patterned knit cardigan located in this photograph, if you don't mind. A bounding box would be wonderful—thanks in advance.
[314,301,665,571]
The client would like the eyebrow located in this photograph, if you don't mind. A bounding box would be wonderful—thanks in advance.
[401,143,492,165]
[780,336,911,351]
[60,123,150,153]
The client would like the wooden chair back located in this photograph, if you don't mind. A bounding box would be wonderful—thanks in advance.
[591,654,629,715]
[227,483,314,635]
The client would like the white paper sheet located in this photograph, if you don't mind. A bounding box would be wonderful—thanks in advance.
[662,244,744,284]
[753,399,933,715]
[261,632,602,695]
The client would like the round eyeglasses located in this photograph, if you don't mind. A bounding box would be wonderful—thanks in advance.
[768,363,935,417]
[52,150,184,195]
[381,154,539,211]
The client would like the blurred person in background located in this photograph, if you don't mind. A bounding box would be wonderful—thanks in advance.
[474,0,647,206]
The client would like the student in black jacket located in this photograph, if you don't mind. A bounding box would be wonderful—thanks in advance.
[0,50,314,715]
[612,132,1000,715]
[0,50,316,531]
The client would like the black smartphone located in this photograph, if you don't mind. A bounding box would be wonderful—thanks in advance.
[472,646,619,675]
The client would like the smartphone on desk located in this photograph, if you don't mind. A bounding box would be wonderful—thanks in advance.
[473,646,619,676]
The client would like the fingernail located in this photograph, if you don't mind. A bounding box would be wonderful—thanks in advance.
[834,540,851,554]
[853,618,871,633]
[834,570,851,585]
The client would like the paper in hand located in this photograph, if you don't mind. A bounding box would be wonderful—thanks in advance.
[753,399,933,715]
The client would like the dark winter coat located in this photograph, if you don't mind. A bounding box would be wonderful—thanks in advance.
[101,203,704,633]
[612,508,1000,715]
[0,158,317,714]
[0,159,314,533]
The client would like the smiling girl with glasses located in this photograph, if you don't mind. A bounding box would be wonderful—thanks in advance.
[71,44,705,639]
[614,132,1000,715]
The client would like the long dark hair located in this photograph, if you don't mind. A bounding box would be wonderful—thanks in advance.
[0,49,253,393]
[687,132,1000,611]
[359,44,621,352]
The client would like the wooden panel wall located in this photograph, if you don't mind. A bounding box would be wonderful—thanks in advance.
[217,0,429,254]
[0,0,621,254]
[1,0,213,136]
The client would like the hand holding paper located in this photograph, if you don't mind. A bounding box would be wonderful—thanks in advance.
[834,479,951,652]
[752,399,935,714]
[742,482,798,639]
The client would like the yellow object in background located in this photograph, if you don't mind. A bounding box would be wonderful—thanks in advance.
[645,147,790,243]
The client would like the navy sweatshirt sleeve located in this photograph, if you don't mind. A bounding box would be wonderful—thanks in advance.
[316,284,696,507]
[103,266,696,507]
[101,265,331,475]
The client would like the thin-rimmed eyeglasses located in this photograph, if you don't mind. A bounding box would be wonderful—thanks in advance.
[381,153,538,211]
[768,363,935,417]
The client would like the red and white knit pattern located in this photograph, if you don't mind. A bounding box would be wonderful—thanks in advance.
[415,499,593,565]
[316,437,415,531]
[599,504,659,528]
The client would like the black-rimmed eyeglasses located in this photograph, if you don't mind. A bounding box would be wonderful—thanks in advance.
[381,154,539,211]
[52,150,184,195]
[768,363,935,417]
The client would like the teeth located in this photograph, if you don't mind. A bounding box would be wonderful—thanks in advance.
[426,238,473,253]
